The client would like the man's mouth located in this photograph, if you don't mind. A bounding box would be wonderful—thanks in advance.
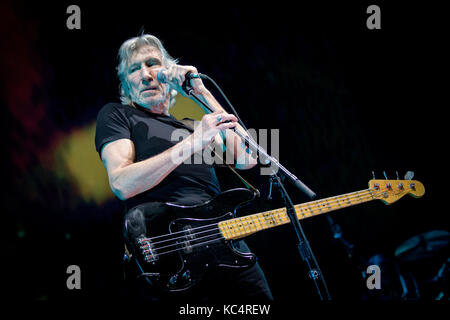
[141,87,158,93]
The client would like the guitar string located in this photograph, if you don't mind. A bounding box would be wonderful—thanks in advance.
[144,219,223,242]
[144,188,391,256]
[158,178,419,245]
[145,187,378,246]
[141,227,221,251]
[148,190,379,255]
[145,187,384,250]
[144,189,394,259]
[146,188,382,258]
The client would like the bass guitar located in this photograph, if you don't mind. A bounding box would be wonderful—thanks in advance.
[123,178,425,292]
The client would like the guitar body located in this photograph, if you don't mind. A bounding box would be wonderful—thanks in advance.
[123,188,257,292]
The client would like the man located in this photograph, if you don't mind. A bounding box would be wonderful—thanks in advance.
[95,34,273,301]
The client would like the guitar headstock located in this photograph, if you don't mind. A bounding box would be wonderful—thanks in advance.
[368,179,425,205]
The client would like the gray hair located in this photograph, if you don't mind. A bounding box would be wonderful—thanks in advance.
[117,34,179,105]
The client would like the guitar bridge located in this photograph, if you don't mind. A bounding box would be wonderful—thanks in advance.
[137,237,158,263]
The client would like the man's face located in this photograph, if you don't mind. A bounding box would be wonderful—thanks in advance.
[126,45,169,113]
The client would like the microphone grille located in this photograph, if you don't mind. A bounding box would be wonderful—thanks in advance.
[156,70,167,83]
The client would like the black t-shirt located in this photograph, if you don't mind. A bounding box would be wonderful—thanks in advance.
[95,102,221,209]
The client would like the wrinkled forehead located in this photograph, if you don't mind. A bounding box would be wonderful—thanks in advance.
[128,45,163,68]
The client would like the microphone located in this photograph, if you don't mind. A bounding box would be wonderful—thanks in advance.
[156,69,205,84]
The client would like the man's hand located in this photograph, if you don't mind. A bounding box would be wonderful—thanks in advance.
[159,64,256,170]
[157,64,206,97]
[192,110,238,152]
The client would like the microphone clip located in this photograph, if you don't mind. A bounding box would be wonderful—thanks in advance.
[182,74,194,96]
[182,71,200,96]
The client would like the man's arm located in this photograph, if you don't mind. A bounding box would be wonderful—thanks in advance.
[101,112,237,200]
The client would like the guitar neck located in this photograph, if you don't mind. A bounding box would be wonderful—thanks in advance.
[218,188,376,240]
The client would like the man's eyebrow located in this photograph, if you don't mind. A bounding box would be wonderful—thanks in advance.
[146,57,162,65]
[129,57,162,70]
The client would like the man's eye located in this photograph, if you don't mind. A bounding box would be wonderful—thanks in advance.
[129,66,139,73]
[146,58,162,67]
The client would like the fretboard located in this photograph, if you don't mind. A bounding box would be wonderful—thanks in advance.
[218,188,375,240]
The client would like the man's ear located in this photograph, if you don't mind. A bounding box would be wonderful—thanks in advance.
[120,81,129,97]
[120,81,134,105]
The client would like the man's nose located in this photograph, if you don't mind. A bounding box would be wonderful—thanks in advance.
[141,66,154,83]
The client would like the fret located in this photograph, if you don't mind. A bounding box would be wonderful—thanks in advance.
[312,203,320,215]
[227,220,238,237]
[284,210,290,222]
[263,211,276,225]
[219,221,230,239]
[246,216,256,232]
[275,210,285,224]
[306,204,315,216]
[315,201,323,213]
[335,196,341,207]
[295,205,306,218]
[226,223,233,238]
[236,217,245,234]
[318,199,330,213]
[302,205,309,217]
[275,210,282,224]
[325,198,333,210]
[355,191,363,203]
[273,210,279,224]
[247,215,257,231]
[305,204,314,217]
[243,218,250,232]
[255,213,266,230]
[345,194,352,205]
[319,200,328,211]
[221,221,229,238]
[239,218,247,234]
[243,217,251,233]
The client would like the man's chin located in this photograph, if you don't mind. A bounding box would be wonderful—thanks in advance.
[138,96,165,108]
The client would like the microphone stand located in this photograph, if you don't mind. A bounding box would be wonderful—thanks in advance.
[182,80,332,300]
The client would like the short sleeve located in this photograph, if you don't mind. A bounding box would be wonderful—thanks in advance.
[95,103,131,159]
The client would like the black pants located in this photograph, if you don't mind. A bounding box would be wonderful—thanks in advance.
[125,261,273,303]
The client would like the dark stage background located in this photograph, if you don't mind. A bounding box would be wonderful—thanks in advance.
[1,0,447,304]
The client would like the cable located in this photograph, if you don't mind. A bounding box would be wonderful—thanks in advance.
[200,74,250,133]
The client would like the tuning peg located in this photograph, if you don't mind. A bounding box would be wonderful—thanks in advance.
[395,171,403,189]
[404,171,414,180]
[383,171,388,179]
